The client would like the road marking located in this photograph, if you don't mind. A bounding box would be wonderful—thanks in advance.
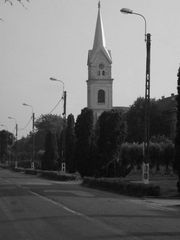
[128,199,178,212]
[30,191,141,240]
[30,190,85,216]
[44,189,94,197]
[22,182,52,185]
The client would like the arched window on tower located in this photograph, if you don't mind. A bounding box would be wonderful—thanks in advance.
[98,89,105,103]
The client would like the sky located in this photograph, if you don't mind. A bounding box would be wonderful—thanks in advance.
[0,0,180,138]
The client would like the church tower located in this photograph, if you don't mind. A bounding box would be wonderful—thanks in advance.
[87,1,113,120]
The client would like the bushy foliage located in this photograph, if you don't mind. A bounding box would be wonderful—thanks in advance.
[118,138,174,176]
[174,67,180,192]
[65,114,76,173]
[126,97,170,142]
[3,0,29,6]
[0,130,14,162]
[119,143,143,176]
[14,114,63,169]
[149,142,161,172]
[42,131,58,170]
[83,177,160,197]
[74,108,94,176]
[34,114,63,158]
[95,110,127,176]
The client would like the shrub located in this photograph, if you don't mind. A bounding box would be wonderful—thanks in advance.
[82,177,160,197]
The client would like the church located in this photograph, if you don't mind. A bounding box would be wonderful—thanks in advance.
[87,2,113,121]
[86,2,177,140]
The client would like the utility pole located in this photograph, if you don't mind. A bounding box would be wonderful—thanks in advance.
[143,33,151,183]
[22,103,35,169]
[61,90,67,173]
[49,77,67,173]
[32,112,35,169]
[15,123,18,168]
[63,91,67,119]
[120,8,151,183]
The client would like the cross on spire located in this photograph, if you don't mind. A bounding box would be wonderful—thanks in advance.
[98,1,101,9]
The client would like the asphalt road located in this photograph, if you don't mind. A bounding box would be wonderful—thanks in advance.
[0,168,180,240]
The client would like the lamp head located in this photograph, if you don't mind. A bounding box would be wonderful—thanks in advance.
[22,103,28,106]
[50,77,57,81]
[120,8,133,14]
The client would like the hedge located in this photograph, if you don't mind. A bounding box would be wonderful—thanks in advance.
[82,177,160,197]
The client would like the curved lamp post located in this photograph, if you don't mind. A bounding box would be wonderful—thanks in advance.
[50,77,67,173]
[50,77,66,119]
[22,103,35,169]
[120,8,151,184]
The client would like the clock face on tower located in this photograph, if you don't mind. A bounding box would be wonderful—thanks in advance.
[99,63,105,69]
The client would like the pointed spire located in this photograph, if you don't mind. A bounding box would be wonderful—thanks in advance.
[93,1,106,50]
[98,1,101,9]
[88,2,112,65]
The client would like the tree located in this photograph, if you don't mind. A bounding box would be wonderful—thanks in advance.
[16,135,32,167]
[126,97,169,142]
[162,141,174,172]
[34,114,64,151]
[42,130,58,170]
[35,114,63,133]
[96,109,127,176]
[2,0,29,6]
[65,114,75,173]
[174,67,180,192]
[119,143,143,177]
[150,136,174,173]
[11,114,63,168]
[0,130,14,163]
[74,108,94,176]
[149,142,161,172]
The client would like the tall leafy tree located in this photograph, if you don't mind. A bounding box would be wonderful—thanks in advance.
[96,109,127,176]
[65,114,75,173]
[74,108,94,176]
[174,67,180,192]
[34,114,64,151]
[35,114,63,133]
[0,130,14,162]
[16,135,32,163]
[42,130,58,170]
[126,97,169,142]
[2,0,29,6]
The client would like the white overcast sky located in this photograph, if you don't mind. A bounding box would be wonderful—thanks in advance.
[0,0,179,138]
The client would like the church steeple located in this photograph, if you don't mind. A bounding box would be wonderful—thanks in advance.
[87,2,113,121]
[88,1,112,64]
[93,1,106,50]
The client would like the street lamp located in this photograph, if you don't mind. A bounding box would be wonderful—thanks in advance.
[8,116,18,168]
[22,103,35,169]
[120,8,151,184]
[50,77,67,118]
[50,77,67,173]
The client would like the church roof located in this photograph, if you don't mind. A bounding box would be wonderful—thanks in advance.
[88,2,112,65]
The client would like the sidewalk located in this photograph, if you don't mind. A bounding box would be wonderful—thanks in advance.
[144,198,180,211]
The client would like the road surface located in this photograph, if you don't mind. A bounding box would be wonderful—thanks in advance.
[0,168,179,240]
